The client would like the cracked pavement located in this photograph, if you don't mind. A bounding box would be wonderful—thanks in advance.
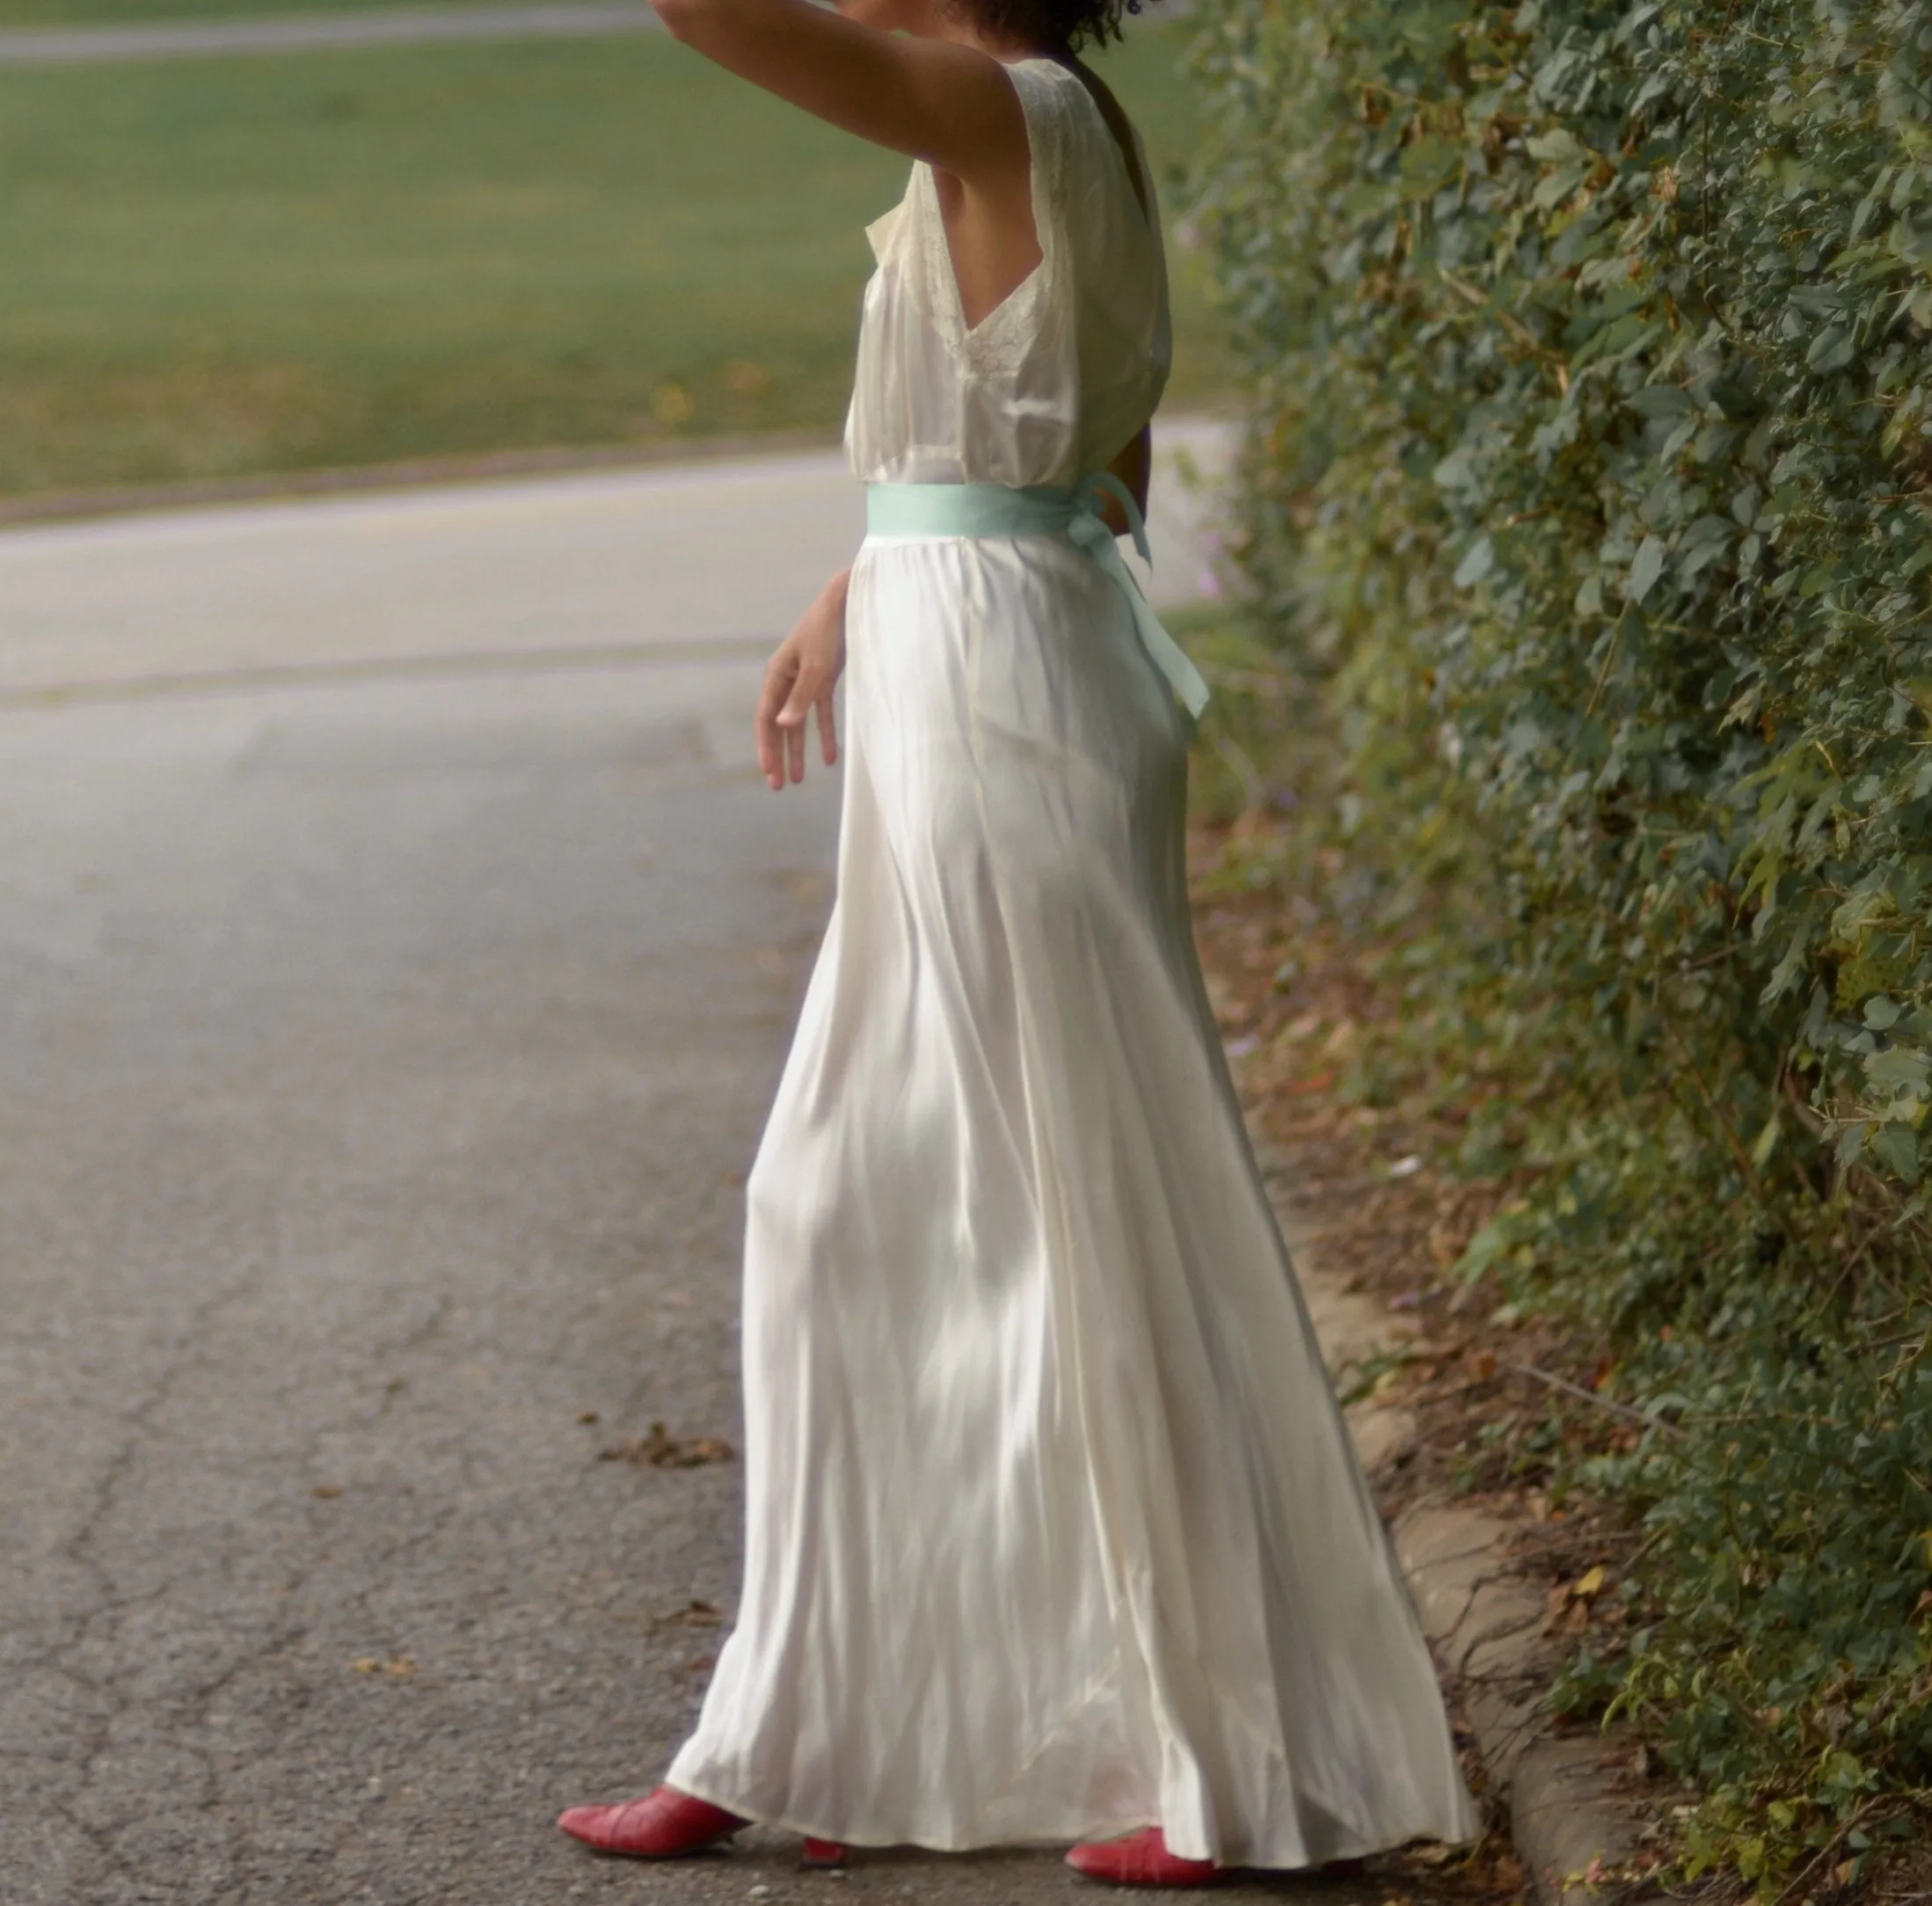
[0,653,841,1903]
[0,431,1440,1906]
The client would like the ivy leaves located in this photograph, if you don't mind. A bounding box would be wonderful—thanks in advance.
[1196,0,1932,1181]
[1186,0,1932,1887]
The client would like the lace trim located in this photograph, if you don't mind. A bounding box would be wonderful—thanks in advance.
[914,56,1070,375]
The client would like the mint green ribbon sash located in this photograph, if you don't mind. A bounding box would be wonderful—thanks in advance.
[864,471,1211,722]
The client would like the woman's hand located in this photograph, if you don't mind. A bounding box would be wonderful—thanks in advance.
[757,567,849,791]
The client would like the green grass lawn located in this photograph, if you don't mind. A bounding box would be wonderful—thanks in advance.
[0,0,494,26]
[0,22,1229,498]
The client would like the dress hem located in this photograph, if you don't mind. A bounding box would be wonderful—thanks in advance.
[663,1767,1476,1869]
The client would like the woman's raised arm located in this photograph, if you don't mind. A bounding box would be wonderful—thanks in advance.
[647,0,1031,187]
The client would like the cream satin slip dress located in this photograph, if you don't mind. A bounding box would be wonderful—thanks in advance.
[665,53,1479,1870]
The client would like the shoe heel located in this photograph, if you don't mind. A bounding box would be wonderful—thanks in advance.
[802,1838,847,1868]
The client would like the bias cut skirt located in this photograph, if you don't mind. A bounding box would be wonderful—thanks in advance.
[665,528,1478,1867]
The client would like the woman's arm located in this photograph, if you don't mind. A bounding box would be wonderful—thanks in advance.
[648,0,1029,187]
[1099,425,1152,535]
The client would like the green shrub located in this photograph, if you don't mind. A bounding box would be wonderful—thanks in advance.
[1183,0,1932,1885]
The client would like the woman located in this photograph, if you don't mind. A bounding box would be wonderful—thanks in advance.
[558,0,1479,1886]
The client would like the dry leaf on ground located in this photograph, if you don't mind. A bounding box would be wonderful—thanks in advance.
[600,1420,735,1469]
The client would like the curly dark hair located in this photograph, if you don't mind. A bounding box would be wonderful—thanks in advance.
[954,0,1156,56]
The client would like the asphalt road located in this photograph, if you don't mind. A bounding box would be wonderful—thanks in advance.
[0,432,1368,1906]
[0,433,1229,704]
[0,654,839,1904]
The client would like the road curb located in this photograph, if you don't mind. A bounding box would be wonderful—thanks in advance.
[1265,1172,1653,1906]
[1394,1502,1650,1906]
[0,428,839,529]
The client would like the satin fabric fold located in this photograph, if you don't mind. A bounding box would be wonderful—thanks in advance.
[664,522,1477,1864]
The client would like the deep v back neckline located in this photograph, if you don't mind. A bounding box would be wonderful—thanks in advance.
[923,55,1153,343]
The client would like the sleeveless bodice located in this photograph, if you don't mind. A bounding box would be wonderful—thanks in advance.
[842,56,1172,489]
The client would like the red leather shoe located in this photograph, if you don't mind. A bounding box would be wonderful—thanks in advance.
[1067,1826,1228,1888]
[557,1786,746,1858]
[802,1837,849,1867]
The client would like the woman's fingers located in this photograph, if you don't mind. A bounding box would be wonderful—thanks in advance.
[756,654,797,790]
[755,705,781,788]
[786,700,806,785]
[777,667,820,727]
[757,632,842,790]
[776,664,826,785]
